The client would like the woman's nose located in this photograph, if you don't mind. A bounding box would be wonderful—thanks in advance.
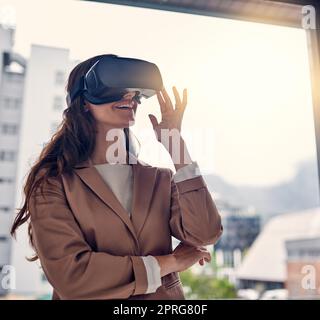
[123,91,138,100]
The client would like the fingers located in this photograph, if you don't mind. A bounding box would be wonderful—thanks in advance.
[173,86,187,112]
[182,88,187,108]
[148,114,159,129]
[172,86,182,108]
[174,246,211,272]
[197,248,211,263]
[156,90,167,115]
[161,87,174,112]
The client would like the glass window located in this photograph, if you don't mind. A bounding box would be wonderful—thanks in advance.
[0,150,15,162]
[1,123,18,135]
[55,70,65,86]
[0,177,13,183]
[2,97,19,110]
[14,98,21,109]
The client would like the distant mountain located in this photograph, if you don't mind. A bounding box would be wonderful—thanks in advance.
[204,158,320,224]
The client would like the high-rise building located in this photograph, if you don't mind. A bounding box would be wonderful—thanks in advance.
[212,193,261,268]
[0,24,26,296]
[10,43,75,298]
[0,24,76,297]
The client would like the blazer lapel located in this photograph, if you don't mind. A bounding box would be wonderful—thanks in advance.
[130,160,158,239]
[73,155,158,245]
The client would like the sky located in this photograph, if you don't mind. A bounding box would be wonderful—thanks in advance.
[0,0,317,187]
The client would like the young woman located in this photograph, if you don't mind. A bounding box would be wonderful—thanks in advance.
[10,54,223,300]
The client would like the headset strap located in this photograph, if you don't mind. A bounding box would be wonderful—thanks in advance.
[66,76,87,106]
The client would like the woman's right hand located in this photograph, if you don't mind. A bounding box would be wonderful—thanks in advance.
[154,242,211,277]
[172,242,211,271]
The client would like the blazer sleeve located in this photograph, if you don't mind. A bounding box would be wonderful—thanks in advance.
[168,168,223,247]
[29,175,148,300]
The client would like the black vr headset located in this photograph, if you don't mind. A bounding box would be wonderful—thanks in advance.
[66,54,163,107]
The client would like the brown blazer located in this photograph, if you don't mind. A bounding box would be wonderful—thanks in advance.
[29,155,223,300]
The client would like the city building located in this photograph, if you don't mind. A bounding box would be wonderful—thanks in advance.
[285,237,320,299]
[0,24,76,297]
[10,43,75,298]
[212,192,260,268]
[215,211,260,267]
[235,207,320,293]
[0,24,26,296]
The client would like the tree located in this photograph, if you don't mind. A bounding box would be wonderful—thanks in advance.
[180,269,237,299]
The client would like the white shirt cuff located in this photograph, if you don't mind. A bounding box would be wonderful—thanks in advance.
[172,160,202,183]
[141,255,162,294]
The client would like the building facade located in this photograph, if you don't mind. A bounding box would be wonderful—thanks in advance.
[0,23,76,297]
[236,208,320,293]
[0,24,25,296]
[213,195,260,269]
[285,237,320,299]
[10,43,74,298]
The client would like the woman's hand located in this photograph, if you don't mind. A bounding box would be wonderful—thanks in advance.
[154,242,211,277]
[148,86,192,170]
[148,86,187,142]
[172,242,211,272]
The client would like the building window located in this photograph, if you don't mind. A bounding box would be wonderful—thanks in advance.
[5,72,24,82]
[55,71,65,85]
[0,150,15,162]
[3,97,11,108]
[53,96,63,111]
[14,98,21,109]
[2,97,20,110]
[0,177,13,183]
[0,236,8,241]
[1,123,18,135]
[0,207,10,213]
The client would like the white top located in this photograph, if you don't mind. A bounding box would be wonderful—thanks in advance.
[94,163,133,216]
[94,160,201,294]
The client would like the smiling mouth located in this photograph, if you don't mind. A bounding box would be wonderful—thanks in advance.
[115,106,132,110]
[113,100,136,110]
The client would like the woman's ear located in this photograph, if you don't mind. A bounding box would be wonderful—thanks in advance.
[83,100,90,112]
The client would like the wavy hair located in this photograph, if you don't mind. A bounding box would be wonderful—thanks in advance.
[10,54,140,261]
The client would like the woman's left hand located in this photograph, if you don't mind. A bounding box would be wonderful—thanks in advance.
[148,86,187,143]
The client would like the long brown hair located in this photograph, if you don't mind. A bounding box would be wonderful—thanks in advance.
[10,54,136,261]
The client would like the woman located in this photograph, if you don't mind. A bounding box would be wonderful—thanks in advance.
[10,54,223,300]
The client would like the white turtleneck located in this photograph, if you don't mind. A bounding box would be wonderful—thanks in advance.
[94,160,201,294]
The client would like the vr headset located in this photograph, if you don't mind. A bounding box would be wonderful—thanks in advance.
[66,54,163,107]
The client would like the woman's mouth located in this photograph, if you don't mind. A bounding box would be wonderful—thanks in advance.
[115,106,132,110]
[113,100,136,111]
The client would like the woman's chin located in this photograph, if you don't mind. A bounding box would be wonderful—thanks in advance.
[123,117,136,126]
[114,119,136,128]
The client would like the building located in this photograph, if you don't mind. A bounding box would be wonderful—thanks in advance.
[0,24,26,296]
[10,43,75,298]
[212,193,260,268]
[285,237,320,299]
[215,211,260,267]
[0,24,76,297]
[235,207,320,293]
